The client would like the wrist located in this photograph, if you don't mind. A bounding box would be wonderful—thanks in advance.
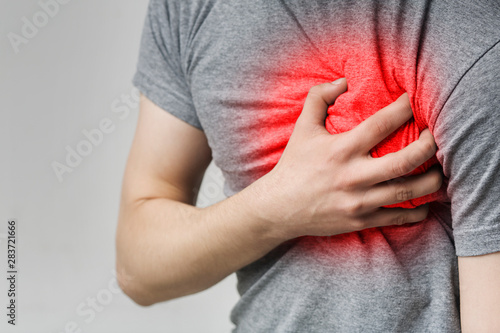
[198,177,290,265]
[239,172,298,242]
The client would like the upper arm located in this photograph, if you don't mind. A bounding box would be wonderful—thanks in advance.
[433,42,500,330]
[115,2,212,302]
[459,253,500,332]
[433,41,500,257]
[120,95,212,207]
[121,1,212,206]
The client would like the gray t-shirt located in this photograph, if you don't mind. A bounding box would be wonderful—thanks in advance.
[132,1,500,331]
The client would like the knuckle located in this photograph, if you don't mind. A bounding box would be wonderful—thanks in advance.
[392,159,412,176]
[392,214,409,226]
[395,184,413,202]
[331,173,358,192]
[373,117,392,137]
[343,198,364,216]
[330,141,352,160]
[307,85,324,97]
[350,219,367,231]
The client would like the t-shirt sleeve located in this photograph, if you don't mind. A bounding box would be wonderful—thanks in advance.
[433,41,500,257]
[132,0,202,130]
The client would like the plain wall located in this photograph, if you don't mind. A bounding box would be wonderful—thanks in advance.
[1,1,239,332]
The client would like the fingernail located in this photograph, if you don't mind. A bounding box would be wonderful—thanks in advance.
[331,77,346,85]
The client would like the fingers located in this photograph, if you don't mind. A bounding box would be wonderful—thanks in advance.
[360,128,437,184]
[362,165,443,208]
[296,78,348,130]
[352,205,430,231]
[348,93,413,153]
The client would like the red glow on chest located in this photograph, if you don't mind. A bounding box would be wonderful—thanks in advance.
[259,38,442,209]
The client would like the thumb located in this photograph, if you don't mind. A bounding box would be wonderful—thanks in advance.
[296,78,348,130]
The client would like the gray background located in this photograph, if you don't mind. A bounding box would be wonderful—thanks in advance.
[1,1,239,332]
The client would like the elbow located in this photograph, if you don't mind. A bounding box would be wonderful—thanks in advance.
[116,266,186,306]
[116,261,205,306]
[115,216,157,306]
[124,290,155,308]
[115,259,185,306]
[127,295,155,307]
[116,263,156,307]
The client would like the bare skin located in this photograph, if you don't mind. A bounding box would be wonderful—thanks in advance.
[115,78,442,306]
[459,252,500,332]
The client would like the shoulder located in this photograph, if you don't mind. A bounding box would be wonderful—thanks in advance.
[418,1,500,129]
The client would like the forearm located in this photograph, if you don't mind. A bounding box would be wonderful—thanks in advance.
[116,178,286,306]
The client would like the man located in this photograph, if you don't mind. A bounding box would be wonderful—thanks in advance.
[116,1,500,331]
